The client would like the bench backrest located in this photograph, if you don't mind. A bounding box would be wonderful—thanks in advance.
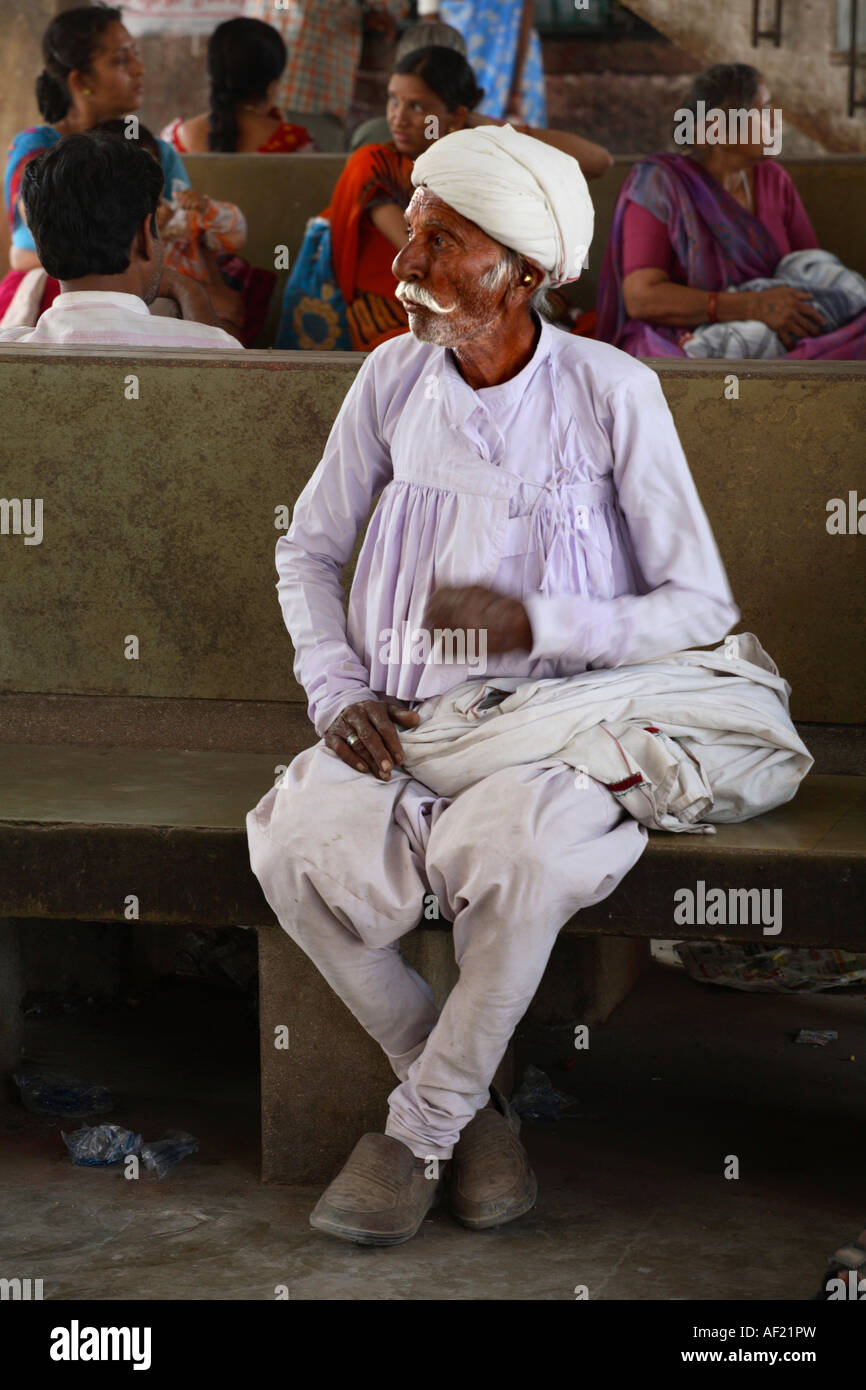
[182,153,866,345]
[0,349,862,725]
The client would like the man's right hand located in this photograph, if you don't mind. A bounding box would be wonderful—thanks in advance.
[324,699,420,780]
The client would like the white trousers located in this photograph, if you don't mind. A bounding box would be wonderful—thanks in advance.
[246,742,647,1159]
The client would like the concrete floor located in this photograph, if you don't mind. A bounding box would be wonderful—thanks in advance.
[1,958,864,1302]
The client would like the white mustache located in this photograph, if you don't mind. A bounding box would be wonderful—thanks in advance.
[396,282,456,315]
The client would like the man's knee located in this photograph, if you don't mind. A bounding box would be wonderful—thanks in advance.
[423,764,644,922]
[246,745,428,941]
[247,744,351,908]
[248,741,390,863]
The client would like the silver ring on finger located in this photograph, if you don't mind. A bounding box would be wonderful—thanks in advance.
[345,733,359,747]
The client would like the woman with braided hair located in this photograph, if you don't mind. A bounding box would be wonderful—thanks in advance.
[161,17,315,155]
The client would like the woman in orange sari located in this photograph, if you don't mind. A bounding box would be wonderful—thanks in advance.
[278,45,610,351]
[278,47,478,351]
[322,138,417,352]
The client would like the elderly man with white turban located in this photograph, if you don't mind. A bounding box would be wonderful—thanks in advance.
[247,126,740,1245]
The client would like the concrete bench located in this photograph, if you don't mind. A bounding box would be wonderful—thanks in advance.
[1,347,863,1182]
[1,741,863,1183]
[180,153,866,345]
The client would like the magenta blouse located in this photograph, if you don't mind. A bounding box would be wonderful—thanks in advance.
[622,160,819,283]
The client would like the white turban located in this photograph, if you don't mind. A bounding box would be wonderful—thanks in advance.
[410,124,594,286]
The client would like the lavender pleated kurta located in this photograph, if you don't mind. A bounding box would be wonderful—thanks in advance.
[277,314,740,738]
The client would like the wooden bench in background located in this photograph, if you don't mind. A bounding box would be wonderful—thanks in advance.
[0,347,863,1182]
[180,153,866,346]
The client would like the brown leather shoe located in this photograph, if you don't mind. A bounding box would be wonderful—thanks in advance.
[309,1133,444,1246]
[448,1086,538,1230]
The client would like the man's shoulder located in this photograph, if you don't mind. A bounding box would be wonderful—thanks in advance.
[368,330,435,368]
[363,330,438,387]
[129,310,240,349]
[550,325,661,397]
[349,333,444,441]
[165,321,240,349]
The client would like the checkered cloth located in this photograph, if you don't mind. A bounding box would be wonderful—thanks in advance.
[244,0,409,121]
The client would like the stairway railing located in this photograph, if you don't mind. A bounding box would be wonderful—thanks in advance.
[751,0,783,47]
[849,0,866,117]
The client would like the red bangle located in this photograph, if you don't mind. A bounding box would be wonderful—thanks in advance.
[707,292,718,324]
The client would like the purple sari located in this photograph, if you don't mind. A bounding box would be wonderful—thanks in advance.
[596,153,866,360]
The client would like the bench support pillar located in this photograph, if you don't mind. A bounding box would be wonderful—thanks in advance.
[520,934,651,1062]
[0,920,24,1077]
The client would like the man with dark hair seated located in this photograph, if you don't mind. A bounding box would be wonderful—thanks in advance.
[0,130,240,348]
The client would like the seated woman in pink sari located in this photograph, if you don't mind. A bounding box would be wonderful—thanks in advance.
[597,63,866,360]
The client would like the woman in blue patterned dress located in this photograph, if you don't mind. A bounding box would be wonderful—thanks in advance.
[419,0,547,126]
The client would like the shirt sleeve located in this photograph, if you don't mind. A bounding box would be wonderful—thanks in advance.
[5,129,53,251]
[157,137,190,195]
[10,215,37,253]
[276,353,395,736]
[621,200,675,277]
[523,367,740,671]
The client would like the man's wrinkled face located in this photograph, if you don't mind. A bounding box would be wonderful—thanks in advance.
[392,189,515,348]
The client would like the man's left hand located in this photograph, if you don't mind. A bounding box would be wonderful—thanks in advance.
[423,585,533,655]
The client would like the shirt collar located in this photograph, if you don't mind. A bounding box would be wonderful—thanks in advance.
[440,311,554,429]
[51,291,152,315]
